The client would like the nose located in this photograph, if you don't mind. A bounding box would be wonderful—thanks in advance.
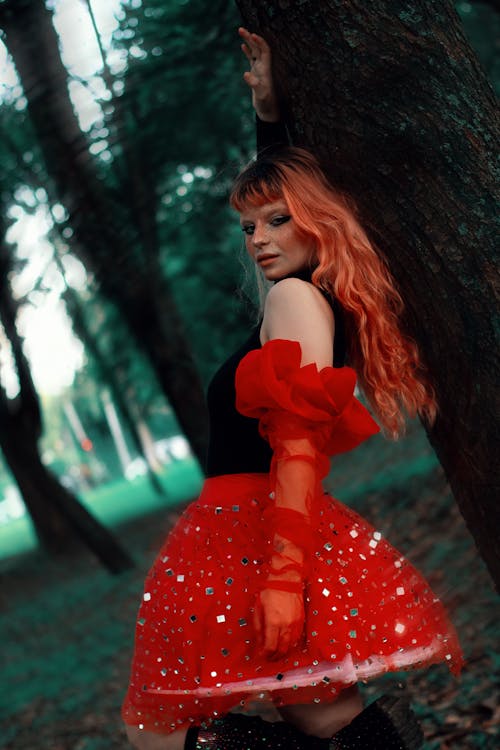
[252,221,269,248]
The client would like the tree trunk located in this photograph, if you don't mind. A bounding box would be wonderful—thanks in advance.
[0,0,208,467]
[0,390,133,573]
[0,238,133,572]
[236,0,500,588]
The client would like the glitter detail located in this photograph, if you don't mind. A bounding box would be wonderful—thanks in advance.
[339,576,347,585]
[137,618,146,626]
[216,615,226,623]
[241,557,249,565]
[239,618,247,626]
[395,623,405,634]
[350,608,358,616]
[177,575,185,582]
[349,630,357,638]
[232,505,240,512]
[205,587,214,595]
[225,578,233,585]
[324,542,333,551]
[322,588,330,597]
[190,615,197,622]
[369,539,378,549]
[215,507,222,514]
[143,592,151,601]
[396,587,405,596]
[349,529,358,538]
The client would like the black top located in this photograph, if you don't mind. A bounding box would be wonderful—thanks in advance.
[205,288,346,477]
[256,115,289,155]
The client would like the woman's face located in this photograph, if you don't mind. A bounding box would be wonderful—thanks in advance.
[239,199,316,281]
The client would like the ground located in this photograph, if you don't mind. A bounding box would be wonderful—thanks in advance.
[0,423,498,749]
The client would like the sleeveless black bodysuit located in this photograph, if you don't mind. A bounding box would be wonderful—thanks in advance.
[206,286,346,477]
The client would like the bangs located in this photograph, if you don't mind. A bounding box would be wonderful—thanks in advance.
[230,160,285,212]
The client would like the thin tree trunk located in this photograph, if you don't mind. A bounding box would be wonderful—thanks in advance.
[0,0,208,467]
[136,419,163,473]
[0,236,133,572]
[100,391,133,472]
[236,0,500,588]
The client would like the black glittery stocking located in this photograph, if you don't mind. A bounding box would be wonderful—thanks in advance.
[184,696,423,750]
[184,713,324,749]
[330,696,424,749]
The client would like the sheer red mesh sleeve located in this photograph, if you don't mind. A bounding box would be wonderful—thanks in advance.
[235,340,379,656]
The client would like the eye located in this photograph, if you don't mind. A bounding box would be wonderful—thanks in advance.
[241,224,254,235]
[270,215,291,226]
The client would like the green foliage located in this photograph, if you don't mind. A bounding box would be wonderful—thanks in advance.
[457,2,500,95]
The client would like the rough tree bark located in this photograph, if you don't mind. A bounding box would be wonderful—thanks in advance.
[0,0,208,467]
[236,0,500,587]
[0,244,133,572]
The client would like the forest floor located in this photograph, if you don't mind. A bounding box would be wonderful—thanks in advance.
[0,423,498,749]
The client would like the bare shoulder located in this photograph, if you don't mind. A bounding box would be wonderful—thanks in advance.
[261,278,334,368]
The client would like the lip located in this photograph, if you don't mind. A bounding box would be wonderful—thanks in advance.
[256,254,279,267]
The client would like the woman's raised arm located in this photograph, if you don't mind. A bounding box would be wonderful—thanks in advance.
[239,27,289,154]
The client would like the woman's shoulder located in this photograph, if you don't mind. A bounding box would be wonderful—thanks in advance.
[266,277,333,317]
[262,277,334,368]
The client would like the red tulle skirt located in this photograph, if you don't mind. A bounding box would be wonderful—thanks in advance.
[122,473,462,734]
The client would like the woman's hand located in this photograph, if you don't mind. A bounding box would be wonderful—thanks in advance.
[239,27,280,123]
[253,588,305,659]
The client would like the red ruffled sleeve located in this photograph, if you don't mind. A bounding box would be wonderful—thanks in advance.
[235,338,379,461]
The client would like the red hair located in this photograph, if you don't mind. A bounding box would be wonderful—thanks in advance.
[230,147,437,438]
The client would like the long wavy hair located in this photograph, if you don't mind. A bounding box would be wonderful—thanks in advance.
[230,146,437,438]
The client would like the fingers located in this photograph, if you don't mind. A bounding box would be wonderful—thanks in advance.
[243,70,260,89]
[240,41,254,64]
[262,625,293,660]
[238,27,271,63]
[253,599,263,648]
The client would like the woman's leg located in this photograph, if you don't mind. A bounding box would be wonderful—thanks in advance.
[125,724,187,750]
[278,685,363,737]
[187,694,422,750]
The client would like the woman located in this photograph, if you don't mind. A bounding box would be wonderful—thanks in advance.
[122,29,462,750]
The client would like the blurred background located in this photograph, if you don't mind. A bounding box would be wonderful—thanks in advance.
[0,1,498,748]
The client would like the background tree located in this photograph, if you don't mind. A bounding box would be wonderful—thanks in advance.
[0,0,210,465]
[236,0,499,587]
[0,221,133,572]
